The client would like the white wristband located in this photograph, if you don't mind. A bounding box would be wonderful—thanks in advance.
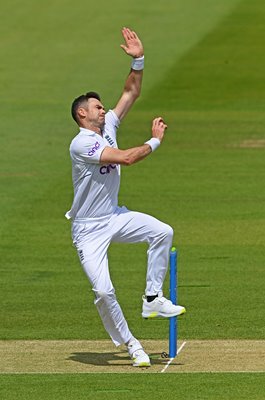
[131,55,144,71]
[145,138,161,152]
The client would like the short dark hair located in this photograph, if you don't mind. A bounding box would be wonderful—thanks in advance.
[71,91,101,123]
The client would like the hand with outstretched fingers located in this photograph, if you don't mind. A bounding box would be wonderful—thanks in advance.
[120,27,144,58]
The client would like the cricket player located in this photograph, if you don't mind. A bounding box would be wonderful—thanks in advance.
[66,27,186,367]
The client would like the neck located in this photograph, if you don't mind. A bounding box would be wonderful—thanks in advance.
[80,121,102,135]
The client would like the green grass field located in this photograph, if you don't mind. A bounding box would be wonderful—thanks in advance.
[1,0,265,398]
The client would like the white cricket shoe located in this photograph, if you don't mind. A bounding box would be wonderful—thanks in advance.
[142,294,186,318]
[127,339,151,367]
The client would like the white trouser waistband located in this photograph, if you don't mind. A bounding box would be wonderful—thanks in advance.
[72,213,113,224]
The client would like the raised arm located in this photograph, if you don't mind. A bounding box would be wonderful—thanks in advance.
[113,27,144,121]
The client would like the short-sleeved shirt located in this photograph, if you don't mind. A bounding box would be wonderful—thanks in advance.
[66,110,121,220]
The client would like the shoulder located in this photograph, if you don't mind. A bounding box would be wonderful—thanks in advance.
[105,110,120,129]
[70,131,104,156]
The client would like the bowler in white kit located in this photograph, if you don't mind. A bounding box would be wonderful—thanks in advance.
[66,27,186,367]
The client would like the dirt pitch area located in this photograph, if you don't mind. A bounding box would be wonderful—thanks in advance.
[1,340,265,374]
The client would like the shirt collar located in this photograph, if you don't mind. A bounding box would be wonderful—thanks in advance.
[79,127,96,135]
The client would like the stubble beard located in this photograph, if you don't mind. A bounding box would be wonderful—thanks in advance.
[88,117,105,134]
[98,117,105,132]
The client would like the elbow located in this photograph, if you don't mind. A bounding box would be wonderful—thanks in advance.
[132,89,140,100]
[122,159,134,167]
[129,84,141,101]
[122,155,136,166]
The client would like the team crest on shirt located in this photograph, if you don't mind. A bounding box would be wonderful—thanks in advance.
[104,134,115,147]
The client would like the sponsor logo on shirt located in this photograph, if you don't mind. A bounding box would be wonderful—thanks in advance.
[88,141,100,157]
[100,164,117,175]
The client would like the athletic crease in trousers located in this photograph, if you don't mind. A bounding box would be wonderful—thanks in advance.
[72,206,173,346]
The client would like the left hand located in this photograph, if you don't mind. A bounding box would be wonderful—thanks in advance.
[120,27,144,58]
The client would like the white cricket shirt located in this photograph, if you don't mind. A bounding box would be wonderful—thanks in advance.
[66,110,121,220]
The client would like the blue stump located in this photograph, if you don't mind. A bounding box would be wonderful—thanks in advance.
[169,247,177,358]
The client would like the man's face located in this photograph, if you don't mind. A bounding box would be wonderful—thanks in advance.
[84,98,106,129]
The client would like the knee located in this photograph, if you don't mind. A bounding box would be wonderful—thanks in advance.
[93,289,116,304]
[164,224,174,240]
[150,223,173,245]
[93,289,118,310]
[159,223,174,242]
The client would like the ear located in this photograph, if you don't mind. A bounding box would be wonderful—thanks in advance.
[77,107,87,119]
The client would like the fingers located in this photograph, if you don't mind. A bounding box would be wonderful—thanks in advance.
[120,27,143,58]
[152,117,168,129]
[121,27,134,53]
[120,44,129,54]
[151,117,167,143]
[122,27,136,41]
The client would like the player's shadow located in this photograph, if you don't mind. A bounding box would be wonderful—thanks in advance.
[68,351,131,366]
[68,351,183,367]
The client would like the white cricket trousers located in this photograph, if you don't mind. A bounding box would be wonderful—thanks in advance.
[72,206,173,346]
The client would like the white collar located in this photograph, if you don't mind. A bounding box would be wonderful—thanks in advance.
[79,127,97,135]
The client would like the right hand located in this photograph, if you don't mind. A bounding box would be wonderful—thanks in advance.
[151,117,167,143]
